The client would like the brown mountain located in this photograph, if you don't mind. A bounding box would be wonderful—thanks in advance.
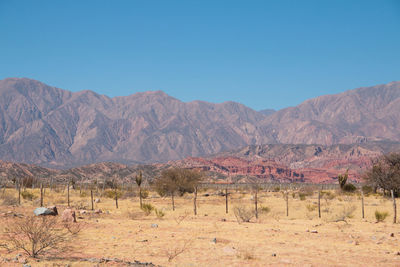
[1,77,400,168]
[0,78,271,167]
[262,81,400,144]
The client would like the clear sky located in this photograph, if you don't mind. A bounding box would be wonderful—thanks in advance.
[0,0,399,110]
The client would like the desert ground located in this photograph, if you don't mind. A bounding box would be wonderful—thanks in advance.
[0,187,399,266]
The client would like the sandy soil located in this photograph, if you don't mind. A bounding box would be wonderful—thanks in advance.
[0,188,399,266]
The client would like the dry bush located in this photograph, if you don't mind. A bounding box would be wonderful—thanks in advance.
[259,205,271,215]
[164,239,192,262]
[174,211,190,225]
[0,192,18,206]
[63,222,84,235]
[375,210,389,222]
[306,204,317,212]
[3,216,70,258]
[331,205,357,223]
[237,248,256,260]
[21,190,37,201]
[233,205,254,223]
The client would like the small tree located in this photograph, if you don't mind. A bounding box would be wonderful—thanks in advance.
[154,168,203,211]
[364,153,400,196]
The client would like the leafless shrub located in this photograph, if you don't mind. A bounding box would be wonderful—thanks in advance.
[233,205,254,223]
[3,216,70,258]
[174,211,189,225]
[63,221,83,235]
[164,239,192,262]
[332,205,357,223]
[0,192,18,206]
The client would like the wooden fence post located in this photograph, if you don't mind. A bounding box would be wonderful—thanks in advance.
[286,191,289,217]
[361,191,365,219]
[40,183,43,206]
[391,190,396,223]
[193,186,197,215]
[225,187,228,214]
[67,181,70,207]
[255,187,258,219]
[318,190,321,218]
[91,189,94,210]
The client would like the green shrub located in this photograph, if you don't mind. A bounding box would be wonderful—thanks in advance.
[141,203,154,216]
[1,192,18,205]
[21,190,37,201]
[375,210,389,222]
[306,204,317,212]
[320,190,335,200]
[299,193,306,201]
[155,208,165,219]
[259,206,271,214]
[103,190,123,199]
[140,190,149,199]
[342,183,356,192]
[362,185,374,195]
[80,191,88,197]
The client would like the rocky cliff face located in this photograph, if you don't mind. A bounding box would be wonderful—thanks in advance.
[1,77,400,168]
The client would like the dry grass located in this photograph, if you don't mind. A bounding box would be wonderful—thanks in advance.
[0,188,399,266]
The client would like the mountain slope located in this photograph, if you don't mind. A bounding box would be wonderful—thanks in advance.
[262,81,400,144]
[0,78,273,167]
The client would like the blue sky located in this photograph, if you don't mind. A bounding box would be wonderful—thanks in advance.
[0,0,399,110]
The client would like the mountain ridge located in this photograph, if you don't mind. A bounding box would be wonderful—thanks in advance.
[1,77,400,168]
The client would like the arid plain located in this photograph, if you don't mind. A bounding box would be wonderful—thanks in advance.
[1,187,399,266]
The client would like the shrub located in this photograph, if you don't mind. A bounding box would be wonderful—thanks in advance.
[320,190,335,200]
[375,210,389,222]
[155,208,165,219]
[140,190,149,199]
[233,205,254,223]
[259,205,270,214]
[79,191,88,197]
[299,193,307,201]
[306,204,317,212]
[141,203,154,216]
[21,190,37,201]
[0,192,18,206]
[362,185,374,195]
[3,216,70,258]
[342,183,357,192]
[103,190,123,199]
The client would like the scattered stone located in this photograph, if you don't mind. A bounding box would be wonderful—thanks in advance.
[94,198,101,203]
[396,252,400,255]
[23,264,31,267]
[203,193,210,197]
[272,253,277,257]
[33,207,57,216]
[151,224,158,228]
[47,206,58,215]
[310,230,318,233]
[79,210,87,215]
[222,246,236,255]
[212,238,217,244]
[62,209,76,223]
[18,257,27,264]
[221,218,227,222]
[390,233,395,237]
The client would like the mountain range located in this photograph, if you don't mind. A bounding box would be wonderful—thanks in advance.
[0,77,400,168]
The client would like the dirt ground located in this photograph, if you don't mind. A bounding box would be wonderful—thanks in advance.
[0,188,399,266]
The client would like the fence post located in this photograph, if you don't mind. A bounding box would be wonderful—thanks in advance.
[318,190,321,218]
[225,187,228,214]
[361,190,365,219]
[391,190,396,223]
[91,189,94,210]
[193,186,197,215]
[255,186,258,219]
[286,191,289,217]
[67,181,70,207]
[40,183,43,206]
